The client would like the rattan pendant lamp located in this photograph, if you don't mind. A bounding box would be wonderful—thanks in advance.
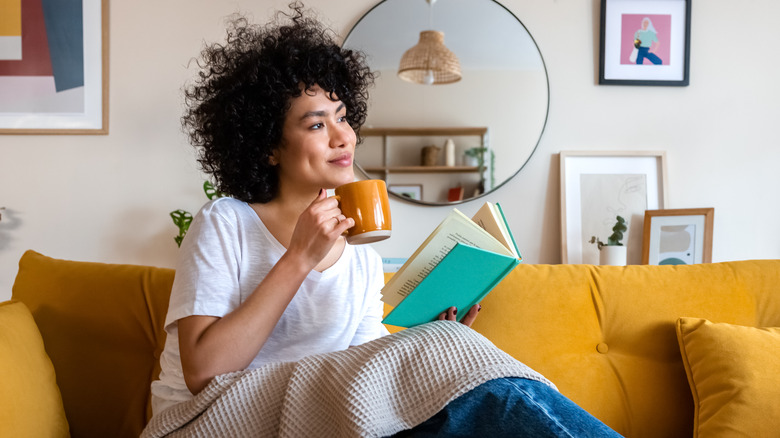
[398,0,461,85]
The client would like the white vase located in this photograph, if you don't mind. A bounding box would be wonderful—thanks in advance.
[444,139,455,166]
[599,246,627,266]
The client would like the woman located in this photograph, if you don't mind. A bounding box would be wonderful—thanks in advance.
[148,3,620,437]
[634,17,663,65]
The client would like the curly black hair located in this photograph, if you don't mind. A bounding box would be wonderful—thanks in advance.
[182,2,374,203]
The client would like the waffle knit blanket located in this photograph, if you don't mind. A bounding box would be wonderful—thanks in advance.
[141,321,555,438]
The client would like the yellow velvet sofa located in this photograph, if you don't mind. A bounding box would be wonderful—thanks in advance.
[3,249,779,437]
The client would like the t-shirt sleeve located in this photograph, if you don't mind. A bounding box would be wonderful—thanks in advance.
[350,250,390,346]
[164,201,243,330]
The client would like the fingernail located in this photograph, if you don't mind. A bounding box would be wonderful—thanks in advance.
[478,305,482,312]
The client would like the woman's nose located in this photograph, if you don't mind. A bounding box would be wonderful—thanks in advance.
[330,123,355,148]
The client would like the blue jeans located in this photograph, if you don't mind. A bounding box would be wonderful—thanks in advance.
[636,47,663,65]
[389,378,622,437]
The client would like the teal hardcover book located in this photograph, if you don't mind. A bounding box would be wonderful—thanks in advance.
[381,202,522,328]
[382,243,520,327]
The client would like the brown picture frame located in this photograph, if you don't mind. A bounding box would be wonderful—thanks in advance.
[642,208,714,265]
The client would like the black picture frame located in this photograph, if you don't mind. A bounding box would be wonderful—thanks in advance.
[599,0,691,86]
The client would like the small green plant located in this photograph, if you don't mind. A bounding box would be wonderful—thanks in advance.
[589,215,628,250]
[170,181,224,247]
[464,147,496,190]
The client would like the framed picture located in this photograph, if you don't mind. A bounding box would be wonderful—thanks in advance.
[389,184,423,201]
[599,0,691,86]
[0,0,109,134]
[642,208,713,265]
[560,151,668,265]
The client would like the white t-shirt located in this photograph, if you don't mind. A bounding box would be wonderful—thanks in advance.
[151,197,389,414]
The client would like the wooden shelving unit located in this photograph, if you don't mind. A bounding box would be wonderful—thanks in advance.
[359,126,488,174]
[357,126,489,203]
[361,165,479,174]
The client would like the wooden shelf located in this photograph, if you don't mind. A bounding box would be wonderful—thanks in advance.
[361,165,480,174]
[362,127,488,137]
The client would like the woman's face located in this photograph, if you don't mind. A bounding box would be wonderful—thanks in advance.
[273,85,356,194]
[642,19,649,30]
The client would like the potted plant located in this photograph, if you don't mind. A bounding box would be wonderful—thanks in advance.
[463,147,496,192]
[589,215,628,266]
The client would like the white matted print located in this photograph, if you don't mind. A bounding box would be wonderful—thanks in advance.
[560,151,667,264]
[599,0,691,85]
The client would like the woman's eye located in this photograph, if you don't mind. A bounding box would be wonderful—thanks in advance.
[310,122,323,130]
[337,115,348,123]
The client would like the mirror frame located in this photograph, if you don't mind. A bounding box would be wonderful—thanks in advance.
[344,0,550,206]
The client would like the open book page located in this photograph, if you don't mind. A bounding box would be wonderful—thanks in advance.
[381,208,513,307]
[470,202,519,259]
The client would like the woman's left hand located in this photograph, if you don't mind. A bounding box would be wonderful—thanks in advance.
[437,304,481,327]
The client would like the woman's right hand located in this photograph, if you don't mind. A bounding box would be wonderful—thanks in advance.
[438,304,481,327]
[287,189,355,269]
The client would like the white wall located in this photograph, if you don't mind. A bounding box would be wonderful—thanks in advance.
[1,0,779,301]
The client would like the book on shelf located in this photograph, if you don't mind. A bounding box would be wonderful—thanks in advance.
[381,201,522,328]
[447,186,465,202]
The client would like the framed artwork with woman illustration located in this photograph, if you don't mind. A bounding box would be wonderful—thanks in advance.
[599,0,691,86]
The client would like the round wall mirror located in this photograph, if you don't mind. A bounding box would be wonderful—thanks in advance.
[343,0,549,205]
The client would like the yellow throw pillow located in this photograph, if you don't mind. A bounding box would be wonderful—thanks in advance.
[676,317,780,437]
[0,300,69,437]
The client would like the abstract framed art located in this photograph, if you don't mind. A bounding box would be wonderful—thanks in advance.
[0,0,109,134]
[560,151,667,264]
[599,0,691,86]
[642,208,714,265]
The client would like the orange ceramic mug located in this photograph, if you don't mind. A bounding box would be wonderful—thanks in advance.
[334,179,392,244]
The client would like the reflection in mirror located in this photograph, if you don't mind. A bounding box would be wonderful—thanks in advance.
[343,0,549,205]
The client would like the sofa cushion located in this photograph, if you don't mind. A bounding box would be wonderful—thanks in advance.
[0,300,69,437]
[11,250,175,438]
[676,317,780,437]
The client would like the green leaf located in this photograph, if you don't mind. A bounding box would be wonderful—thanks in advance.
[203,181,224,200]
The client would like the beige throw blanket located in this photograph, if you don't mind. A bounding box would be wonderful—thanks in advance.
[142,321,555,438]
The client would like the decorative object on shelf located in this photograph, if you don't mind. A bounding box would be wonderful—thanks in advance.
[463,146,495,193]
[389,184,423,201]
[0,0,109,134]
[398,0,461,85]
[560,151,668,265]
[642,208,714,265]
[447,186,464,202]
[599,0,691,86]
[421,144,441,166]
[170,181,224,247]
[463,147,482,167]
[444,138,455,166]
[589,215,628,266]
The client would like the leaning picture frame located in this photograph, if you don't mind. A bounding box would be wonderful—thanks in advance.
[389,184,423,201]
[599,0,691,86]
[560,151,667,265]
[642,208,714,265]
[0,0,109,134]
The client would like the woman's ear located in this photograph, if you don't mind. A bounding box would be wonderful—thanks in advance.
[268,150,279,166]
